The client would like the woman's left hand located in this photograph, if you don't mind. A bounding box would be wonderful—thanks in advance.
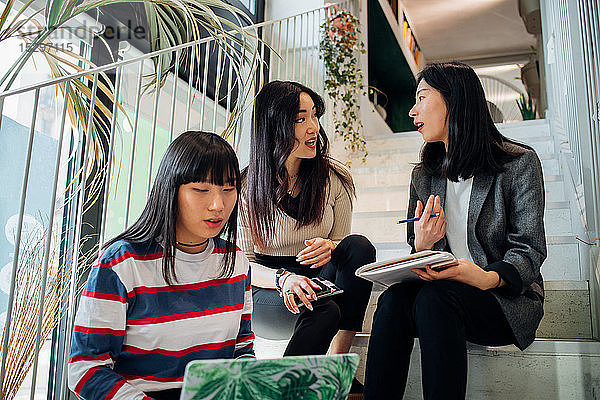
[412,258,500,290]
[296,237,336,268]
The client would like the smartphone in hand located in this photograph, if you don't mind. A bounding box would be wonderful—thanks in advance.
[295,277,343,306]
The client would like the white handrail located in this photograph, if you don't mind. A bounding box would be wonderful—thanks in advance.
[0,2,348,99]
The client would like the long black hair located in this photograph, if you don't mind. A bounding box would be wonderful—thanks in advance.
[244,80,355,247]
[104,131,241,284]
[417,61,525,181]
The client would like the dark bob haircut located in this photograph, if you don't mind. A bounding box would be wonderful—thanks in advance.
[417,61,524,181]
[104,131,241,284]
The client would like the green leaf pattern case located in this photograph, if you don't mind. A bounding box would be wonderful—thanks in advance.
[180,354,360,400]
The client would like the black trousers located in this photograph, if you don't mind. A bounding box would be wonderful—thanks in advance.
[252,234,375,356]
[363,280,515,400]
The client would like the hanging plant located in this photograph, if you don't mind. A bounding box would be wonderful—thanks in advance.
[320,6,367,163]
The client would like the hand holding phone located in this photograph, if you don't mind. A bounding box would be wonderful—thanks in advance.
[293,277,343,307]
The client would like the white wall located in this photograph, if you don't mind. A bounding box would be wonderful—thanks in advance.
[265,0,325,21]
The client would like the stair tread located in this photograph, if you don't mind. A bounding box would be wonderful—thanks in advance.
[353,202,570,217]
[365,279,589,293]
[369,236,579,249]
[351,163,563,179]
[351,335,600,355]
[363,121,551,141]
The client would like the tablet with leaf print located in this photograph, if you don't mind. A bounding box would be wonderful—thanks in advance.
[180,353,359,400]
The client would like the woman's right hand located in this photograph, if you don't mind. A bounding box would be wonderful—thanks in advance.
[280,274,321,314]
[414,194,446,252]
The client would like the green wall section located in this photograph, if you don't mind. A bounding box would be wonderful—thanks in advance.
[103,110,171,240]
[368,0,417,132]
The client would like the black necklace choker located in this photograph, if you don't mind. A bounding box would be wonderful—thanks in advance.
[176,238,209,247]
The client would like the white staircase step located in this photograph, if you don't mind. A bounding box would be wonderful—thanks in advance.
[351,156,564,187]
[545,180,567,202]
[348,145,559,175]
[538,281,592,338]
[356,279,591,348]
[521,136,556,157]
[347,119,551,161]
[352,210,408,243]
[357,184,410,194]
[373,241,412,261]
[356,188,410,213]
[355,178,566,212]
[543,238,583,280]
[332,132,422,160]
[350,338,600,399]
[541,157,560,175]
[352,202,573,243]
[352,165,414,189]
[358,246,591,339]
[497,119,551,138]
[545,205,573,236]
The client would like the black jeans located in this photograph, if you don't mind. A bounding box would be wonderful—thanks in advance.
[363,280,515,400]
[252,234,375,356]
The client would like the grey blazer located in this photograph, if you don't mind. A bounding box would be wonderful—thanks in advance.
[407,143,546,350]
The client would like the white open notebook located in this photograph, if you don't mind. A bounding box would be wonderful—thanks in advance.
[355,250,458,287]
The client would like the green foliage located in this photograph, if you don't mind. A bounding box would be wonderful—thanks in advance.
[0,0,258,212]
[0,0,255,92]
[319,6,367,163]
[278,368,319,399]
[516,92,536,120]
[181,355,359,400]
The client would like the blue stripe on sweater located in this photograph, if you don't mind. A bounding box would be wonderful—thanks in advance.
[71,332,124,361]
[113,345,237,378]
[100,240,163,265]
[78,367,123,399]
[238,318,252,335]
[84,266,128,300]
[126,279,246,321]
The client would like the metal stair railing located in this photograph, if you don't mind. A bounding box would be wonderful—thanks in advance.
[0,0,356,398]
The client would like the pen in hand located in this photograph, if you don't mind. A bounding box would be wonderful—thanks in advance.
[397,213,439,224]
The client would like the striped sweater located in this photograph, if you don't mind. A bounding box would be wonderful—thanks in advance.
[68,238,254,400]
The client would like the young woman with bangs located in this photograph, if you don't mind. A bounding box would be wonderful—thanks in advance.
[363,62,547,399]
[238,80,375,394]
[68,131,254,400]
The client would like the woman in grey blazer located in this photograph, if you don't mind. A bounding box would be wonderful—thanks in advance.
[363,62,546,400]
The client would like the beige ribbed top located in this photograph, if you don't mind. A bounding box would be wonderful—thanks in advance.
[238,171,353,264]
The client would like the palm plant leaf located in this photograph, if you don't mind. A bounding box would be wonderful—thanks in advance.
[0,0,17,29]
[46,0,65,27]
[0,0,37,39]
[0,9,43,42]
[1,0,259,91]
[35,38,134,211]
[1,0,258,192]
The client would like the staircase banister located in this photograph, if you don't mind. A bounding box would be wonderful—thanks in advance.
[0,0,355,99]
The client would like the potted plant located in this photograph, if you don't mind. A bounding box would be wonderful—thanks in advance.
[516,92,536,120]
